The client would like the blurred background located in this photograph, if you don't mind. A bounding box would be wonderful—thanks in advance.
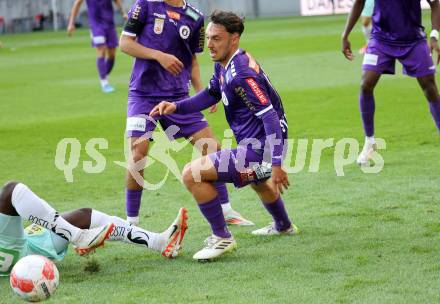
[0,0,357,34]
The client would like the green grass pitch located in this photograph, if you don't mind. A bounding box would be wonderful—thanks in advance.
[1,13,440,303]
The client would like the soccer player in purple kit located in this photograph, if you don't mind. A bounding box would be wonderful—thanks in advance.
[67,0,127,93]
[342,0,440,165]
[119,0,253,227]
[150,11,299,261]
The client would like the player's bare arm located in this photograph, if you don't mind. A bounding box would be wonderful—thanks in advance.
[67,0,84,36]
[428,0,440,64]
[120,35,184,76]
[342,0,366,60]
[114,0,128,20]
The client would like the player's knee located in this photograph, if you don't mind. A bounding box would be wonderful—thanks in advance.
[182,164,195,188]
[0,181,18,204]
[360,81,375,95]
[77,208,92,216]
[130,149,147,163]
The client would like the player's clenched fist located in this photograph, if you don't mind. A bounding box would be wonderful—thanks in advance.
[149,101,177,117]
[156,52,184,76]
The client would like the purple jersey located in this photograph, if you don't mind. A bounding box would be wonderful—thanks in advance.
[371,0,430,45]
[123,0,205,99]
[85,0,115,30]
[208,49,288,146]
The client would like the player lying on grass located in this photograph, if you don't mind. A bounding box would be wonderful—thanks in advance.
[150,10,298,261]
[342,0,440,166]
[0,181,188,276]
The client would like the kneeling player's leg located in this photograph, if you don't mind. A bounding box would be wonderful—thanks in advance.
[250,181,296,235]
[182,156,231,239]
[125,136,150,225]
[189,127,254,225]
[417,74,440,132]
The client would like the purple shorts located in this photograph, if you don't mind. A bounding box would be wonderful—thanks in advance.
[126,96,208,140]
[208,146,271,188]
[362,38,436,78]
[90,26,118,48]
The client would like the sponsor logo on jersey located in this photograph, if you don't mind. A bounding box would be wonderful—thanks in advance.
[153,12,166,19]
[132,4,142,20]
[185,7,200,21]
[246,78,268,105]
[198,25,205,51]
[166,10,181,20]
[235,86,256,111]
[154,18,165,34]
[24,224,45,236]
[179,25,190,39]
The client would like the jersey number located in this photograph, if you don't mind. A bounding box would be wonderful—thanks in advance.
[0,247,20,275]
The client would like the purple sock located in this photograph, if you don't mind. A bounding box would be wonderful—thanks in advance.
[105,57,115,76]
[126,189,143,217]
[263,197,291,232]
[96,57,106,80]
[213,182,229,205]
[360,92,375,137]
[198,196,231,238]
[429,99,440,132]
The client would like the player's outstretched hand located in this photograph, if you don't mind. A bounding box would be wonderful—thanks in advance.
[157,52,184,76]
[342,37,354,61]
[430,38,440,65]
[67,23,75,36]
[149,101,177,117]
[272,166,290,194]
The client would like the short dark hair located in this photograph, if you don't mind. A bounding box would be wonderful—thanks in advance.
[210,10,245,36]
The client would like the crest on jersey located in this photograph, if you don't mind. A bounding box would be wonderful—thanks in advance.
[154,18,164,34]
[179,25,190,39]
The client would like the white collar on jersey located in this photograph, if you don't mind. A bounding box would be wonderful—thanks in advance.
[225,49,241,70]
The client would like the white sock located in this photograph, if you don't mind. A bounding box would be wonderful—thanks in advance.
[221,202,233,214]
[362,24,372,43]
[100,78,108,88]
[127,216,139,226]
[90,210,163,252]
[11,183,81,242]
[366,136,375,145]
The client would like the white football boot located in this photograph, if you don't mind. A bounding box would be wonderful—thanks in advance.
[73,223,115,256]
[357,137,377,166]
[193,235,237,261]
[161,208,188,259]
[251,223,299,236]
[223,208,255,226]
